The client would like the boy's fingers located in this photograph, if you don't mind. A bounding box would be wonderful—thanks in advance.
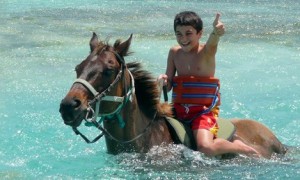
[216,23,224,29]
[213,13,221,26]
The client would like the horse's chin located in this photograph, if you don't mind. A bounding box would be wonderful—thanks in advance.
[62,113,85,128]
[64,118,83,128]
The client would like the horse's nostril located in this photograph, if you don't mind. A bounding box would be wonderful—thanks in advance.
[60,97,82,112]
[73,99,81,109]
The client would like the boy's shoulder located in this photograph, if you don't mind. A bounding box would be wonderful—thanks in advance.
[170,43,206,54]
[170,45,181,52]
[169,45,185,57]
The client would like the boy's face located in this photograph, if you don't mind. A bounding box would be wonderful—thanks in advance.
[175,25,202,52]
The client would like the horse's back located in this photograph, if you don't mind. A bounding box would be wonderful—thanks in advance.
[231,119,287,158]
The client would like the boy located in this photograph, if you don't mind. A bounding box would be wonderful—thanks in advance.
[158,11,259,157]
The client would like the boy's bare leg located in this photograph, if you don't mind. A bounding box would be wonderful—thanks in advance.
[194,129,260,157]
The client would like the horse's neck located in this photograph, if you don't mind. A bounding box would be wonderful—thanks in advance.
[103,95,151,153]
[123,95,149,134]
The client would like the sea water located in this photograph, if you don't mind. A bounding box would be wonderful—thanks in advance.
[0,0,299,179]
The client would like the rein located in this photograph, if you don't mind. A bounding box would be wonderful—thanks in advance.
[71,51,154,144]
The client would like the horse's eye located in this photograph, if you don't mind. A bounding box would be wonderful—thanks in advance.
[103,69,114,76]
[108,59,114,64]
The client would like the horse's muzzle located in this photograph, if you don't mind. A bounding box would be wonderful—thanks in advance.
[59,97,85,127]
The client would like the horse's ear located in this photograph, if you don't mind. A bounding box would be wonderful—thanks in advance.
[114,34,132,56]
[90,32,99,52]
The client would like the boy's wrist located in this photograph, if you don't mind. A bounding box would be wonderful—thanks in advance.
[211,31,219,37]
[211,28,223,37]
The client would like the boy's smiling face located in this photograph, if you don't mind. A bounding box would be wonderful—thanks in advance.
[175,25,202,52]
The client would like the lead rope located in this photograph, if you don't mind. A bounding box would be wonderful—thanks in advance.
[73,111,157,144]
[72,126,104,144]
[73,129,103,144]
[101,113,156,144]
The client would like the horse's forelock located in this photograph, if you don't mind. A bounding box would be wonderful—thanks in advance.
[94,40,130,57]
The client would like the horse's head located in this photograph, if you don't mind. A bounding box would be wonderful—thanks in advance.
[59,32,132,127]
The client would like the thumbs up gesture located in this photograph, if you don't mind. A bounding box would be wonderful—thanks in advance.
[212,13,225,36]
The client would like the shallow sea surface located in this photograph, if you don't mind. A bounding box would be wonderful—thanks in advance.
[0,0,299,179]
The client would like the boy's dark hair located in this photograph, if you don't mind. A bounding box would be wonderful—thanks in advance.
[174,11,203,33]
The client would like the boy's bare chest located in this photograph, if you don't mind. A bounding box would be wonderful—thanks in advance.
[173,52,215,76]
[175,54,205,72]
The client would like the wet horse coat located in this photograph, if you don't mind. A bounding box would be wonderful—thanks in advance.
[59,33,286,158]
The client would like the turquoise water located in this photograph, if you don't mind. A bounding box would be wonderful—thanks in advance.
[1,0,300,179]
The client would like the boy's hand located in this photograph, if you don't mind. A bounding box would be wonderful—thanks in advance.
[213,13,225,36]
[158,74,168,86]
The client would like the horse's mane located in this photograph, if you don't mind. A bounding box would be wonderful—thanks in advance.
[126,62,172,119]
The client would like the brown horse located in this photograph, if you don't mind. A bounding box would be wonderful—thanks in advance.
[59,33,286,158]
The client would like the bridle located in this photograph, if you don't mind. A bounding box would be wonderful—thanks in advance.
[70,50,154,144]
[75,52,134,127]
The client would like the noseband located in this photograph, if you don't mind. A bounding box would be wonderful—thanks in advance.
[71,51,136,143]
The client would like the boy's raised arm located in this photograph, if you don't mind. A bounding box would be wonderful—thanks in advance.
[206,13,225,53]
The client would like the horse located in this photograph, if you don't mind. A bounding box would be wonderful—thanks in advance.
[59,33,287,158]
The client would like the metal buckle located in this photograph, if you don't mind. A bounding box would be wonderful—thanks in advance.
[85,106,95,123]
